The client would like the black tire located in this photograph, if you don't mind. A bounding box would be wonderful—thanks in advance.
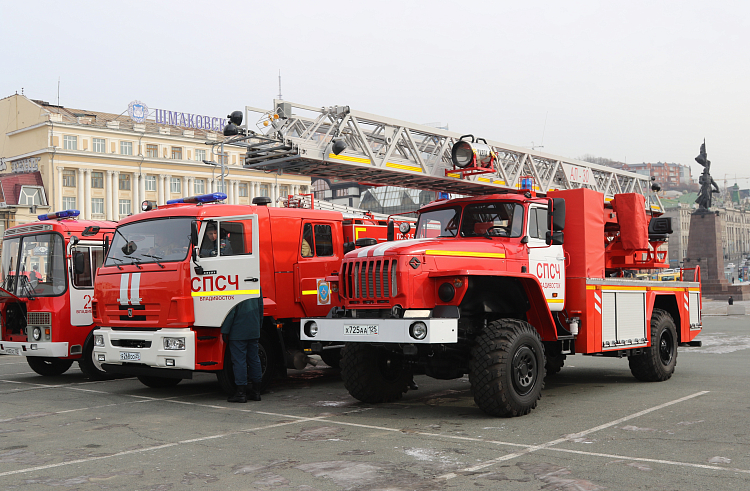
[320,347,342,368]
[469,318,545,417]
[216,332,276,395]
[78,332,112,380]
[27,357,74,376]
[340,343,412,403]
[137,375,181,388]
[629,308,678,382]
[545,353,566,377]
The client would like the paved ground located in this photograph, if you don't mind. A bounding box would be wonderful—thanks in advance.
[1,311,749,490]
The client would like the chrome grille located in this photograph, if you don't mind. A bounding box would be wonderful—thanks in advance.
[27,312,52,326]
[342,258,397,300]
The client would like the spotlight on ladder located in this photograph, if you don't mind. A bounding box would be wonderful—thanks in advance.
[331,138,347,155]
[223,111,244,136]
[451,135,495,169]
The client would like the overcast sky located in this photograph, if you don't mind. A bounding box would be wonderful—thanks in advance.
[3,0,749,187]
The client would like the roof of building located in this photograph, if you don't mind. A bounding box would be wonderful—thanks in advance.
[0,171,45,205]
[27,97,230,141]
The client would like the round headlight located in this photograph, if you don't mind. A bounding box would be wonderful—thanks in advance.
[398,222,411,234]
[438,282,455,302]
[410,321,427,340]
[32,327,42,341]
[304,321,318,337]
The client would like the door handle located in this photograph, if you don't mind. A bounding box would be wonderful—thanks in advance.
[244,277,259,282]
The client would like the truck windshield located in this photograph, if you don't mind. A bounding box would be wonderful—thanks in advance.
[415,207,461,238]
[0,233,66,297]
[105,218,192,267]
[460,202,525,238]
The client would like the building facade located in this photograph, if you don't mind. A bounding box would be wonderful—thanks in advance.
[624,162,693,189]
[0,95,310,235]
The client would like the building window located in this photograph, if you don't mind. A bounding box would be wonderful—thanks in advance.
[239,183,248,197]
[145,175,156,191]
[93,138,106,153]
[18,186,47,206]
[119,199,131,216]
[120,141,133,155]
[259,184,269,197]
[146,144,158,158]
[194,179,205,194]
[216,180,226,194]
[91,198,104,216]
[280,185,290,198]
[195,149,206,162]
[170,177,181,194]
[217,152,228,165]
[91,171,104,189]
[62,170,76,187]
[64,135,78,150]
[171,147,183,160]
[119,174,131,190]
[62,196,77,210]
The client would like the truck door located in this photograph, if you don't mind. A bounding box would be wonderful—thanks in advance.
[527,205,565,311]
[69,245,105,326]
[295,221,340,316]
[191,215,260,327]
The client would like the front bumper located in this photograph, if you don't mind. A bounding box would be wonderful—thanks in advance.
[300,317,457,344]
[0,341,70,357]
[93,327,196,370]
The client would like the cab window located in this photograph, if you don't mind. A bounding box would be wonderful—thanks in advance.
[528,207,549,239]
[300,223,334,257]
[72,247,93,288]
[301,223,314,257]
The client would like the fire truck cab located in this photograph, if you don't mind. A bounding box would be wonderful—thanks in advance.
[0,210,115,378]
[301,188,703,417]
[91,193,408,391]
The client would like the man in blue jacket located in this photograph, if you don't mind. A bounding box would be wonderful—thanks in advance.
[221,292,264,402]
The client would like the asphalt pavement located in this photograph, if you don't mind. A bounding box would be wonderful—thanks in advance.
[0,307,748,490]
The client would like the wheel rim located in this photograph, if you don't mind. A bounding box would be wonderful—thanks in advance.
[512,345,538,396]
[659,329,674,366]
[257,344,268,379]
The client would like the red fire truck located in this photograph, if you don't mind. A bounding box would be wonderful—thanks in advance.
[0,210,115,378]
[90,193,413,391]
[301,187,703,417]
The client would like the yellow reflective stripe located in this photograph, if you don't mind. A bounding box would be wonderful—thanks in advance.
[493,179,506,185]
[302,290,318,295]
[191,289,260,297]
[599,286,646,291]
[425,250,505,258]
[386,162,423,173]
[447,172,460,178]
[547,299,565,303]
[688,287,701,291]
[329,153,371,164]
[650,286,685,291]
[354,227,367,241]
[477,177,491,183]
[586,285,598,290]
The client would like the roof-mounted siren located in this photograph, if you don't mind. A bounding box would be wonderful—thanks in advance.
[141,200,158,212]
[38,209,80,221]
[167,193,227,205]
[447,135,497,178]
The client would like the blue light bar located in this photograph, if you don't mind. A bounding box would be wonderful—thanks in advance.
[166,193,227,205]
[38,209,81,221]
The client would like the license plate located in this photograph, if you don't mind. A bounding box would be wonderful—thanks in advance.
[4,347,20,356]
[120,351,141,361]
[344,324,378,335]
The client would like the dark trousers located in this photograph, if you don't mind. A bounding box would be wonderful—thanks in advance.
[228,339,262,386]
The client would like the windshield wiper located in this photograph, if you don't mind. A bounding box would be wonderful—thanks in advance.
[139,254,165,268]
[131,257,143,269]
[109,257,124,270]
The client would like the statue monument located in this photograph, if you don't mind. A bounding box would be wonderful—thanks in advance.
[694,140,719,211]
[683,140,748,299]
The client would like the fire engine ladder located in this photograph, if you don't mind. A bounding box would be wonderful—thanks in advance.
[281,193,401,221]
[238,100,663,211]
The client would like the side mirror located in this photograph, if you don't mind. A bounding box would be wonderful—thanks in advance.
[73,252,86,275]
[355,238,377,247]
[549,198,566,232]
[387,221,394,241]
[545,230,564,245]
[121,241,137,256]
[191,221,199,247]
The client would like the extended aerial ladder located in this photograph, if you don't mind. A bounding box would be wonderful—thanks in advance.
[229,100,663,211]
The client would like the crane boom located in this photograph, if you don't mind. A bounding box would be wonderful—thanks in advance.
[238,100,662,210]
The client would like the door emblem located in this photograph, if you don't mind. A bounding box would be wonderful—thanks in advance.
[127,308,134,318]
[409,257,421,269]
